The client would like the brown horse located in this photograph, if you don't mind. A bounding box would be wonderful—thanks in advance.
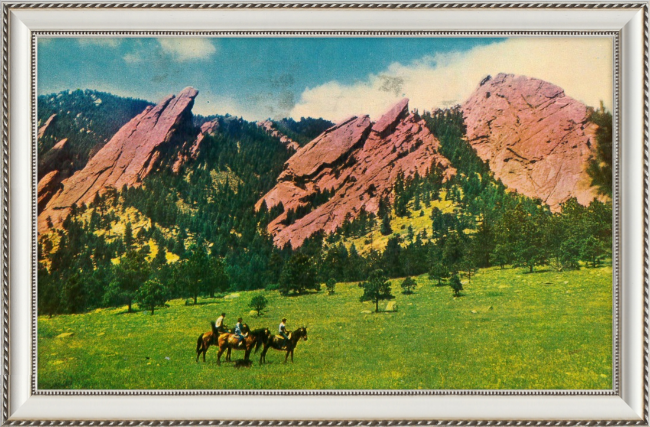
[216,326,270,365]
[259,327,308,364]
[196,322,231,362]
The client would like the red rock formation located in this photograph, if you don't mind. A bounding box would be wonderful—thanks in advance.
[172,118,219,173]
[37,170,62,213]
[462,73,603,211]
[39,87,199,232]
[257,120,301,151]
[257,99,454,248]
[39,138,69,177]
[38,114,57,139]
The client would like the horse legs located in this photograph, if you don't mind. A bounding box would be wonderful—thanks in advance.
[291,349,294,363]
[284,350,289,364]
[259,346,267,364]
[226,347,232,362]
[217,347,225,366]
[244,348,251,362]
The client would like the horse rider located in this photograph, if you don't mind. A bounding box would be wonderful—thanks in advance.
[234,317,247,348]
[279,317,289,348]
[215,312,227,334]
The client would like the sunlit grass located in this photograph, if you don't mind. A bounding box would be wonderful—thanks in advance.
[37,263,612,390]
[340,191,456,254]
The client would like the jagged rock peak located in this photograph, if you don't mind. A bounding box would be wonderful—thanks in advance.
[257,120,301,152]
[372,98,409,136]
[257,98,455,248]
[38,87,199,232]
[462,73,603,210]
[280,115,372,179]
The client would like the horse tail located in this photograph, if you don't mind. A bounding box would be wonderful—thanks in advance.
[196,333,204,353]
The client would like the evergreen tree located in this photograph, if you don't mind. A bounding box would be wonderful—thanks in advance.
[449,273,463,297]
[106,250,149,312]
[380,213,393,236]
[326,278,336,295]
[153,246,167,267]
[124,222,134,249]
[400,277,416,294]
[359,269,393,313]
[136,278,168,315]
[442,231,464,273]
[382,236,403,278]
[280,253,318,295]
[37,264,60,317]
[249,295,268,316]
[185,245,209,304]
[587,105,613,196]
[205,256,230,297]
[581,236,605,268]
[428,262,450,286]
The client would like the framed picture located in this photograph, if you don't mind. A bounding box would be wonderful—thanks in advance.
[1,0,648,423]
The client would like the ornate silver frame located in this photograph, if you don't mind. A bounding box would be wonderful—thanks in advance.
[1,1,647,424]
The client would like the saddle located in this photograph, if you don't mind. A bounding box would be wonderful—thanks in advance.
[275,332,292,348]
[226,334,247,348]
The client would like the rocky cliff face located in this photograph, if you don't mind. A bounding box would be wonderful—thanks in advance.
[172,118,219,173]
[257,99,455,248]
[462,73,602,210]
[39,87,199,232]
[257,120,301,152]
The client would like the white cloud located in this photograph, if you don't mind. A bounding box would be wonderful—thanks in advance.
[290,38,613,122]
[122,53,143,64]
[157,38,218,62]
[77,38,121,48]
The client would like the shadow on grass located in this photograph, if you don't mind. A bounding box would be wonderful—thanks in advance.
[114,305,171,315]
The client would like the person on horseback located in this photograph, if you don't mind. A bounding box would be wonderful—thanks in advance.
[215,312,227,333]
[279,317,289,348]
[234,317,247,348]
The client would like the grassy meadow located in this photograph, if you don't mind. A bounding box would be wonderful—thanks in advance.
[37,264,612,390]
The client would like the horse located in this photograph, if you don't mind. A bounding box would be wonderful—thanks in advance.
[196,322,231,362]
[216,326,270,365]
[259,327,308,364]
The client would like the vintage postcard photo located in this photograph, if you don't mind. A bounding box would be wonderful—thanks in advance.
[35,36,613,391]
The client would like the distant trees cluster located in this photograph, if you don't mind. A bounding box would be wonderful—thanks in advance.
[273,117,334,146]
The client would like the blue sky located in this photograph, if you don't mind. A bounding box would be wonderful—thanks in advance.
[38,37,612,122]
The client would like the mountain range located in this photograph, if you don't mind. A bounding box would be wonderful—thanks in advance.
[38,73,608,248]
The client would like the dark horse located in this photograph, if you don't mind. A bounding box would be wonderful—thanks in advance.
[196,321,232,362]
[216,326,270,365]
[259,327,308,364]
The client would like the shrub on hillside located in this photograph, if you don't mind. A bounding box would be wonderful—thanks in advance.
[249,295,268,316]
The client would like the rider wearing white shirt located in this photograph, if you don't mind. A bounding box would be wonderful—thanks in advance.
[215,312,226,333]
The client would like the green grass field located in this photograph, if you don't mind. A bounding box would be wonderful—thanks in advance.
[37,264,612,390]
